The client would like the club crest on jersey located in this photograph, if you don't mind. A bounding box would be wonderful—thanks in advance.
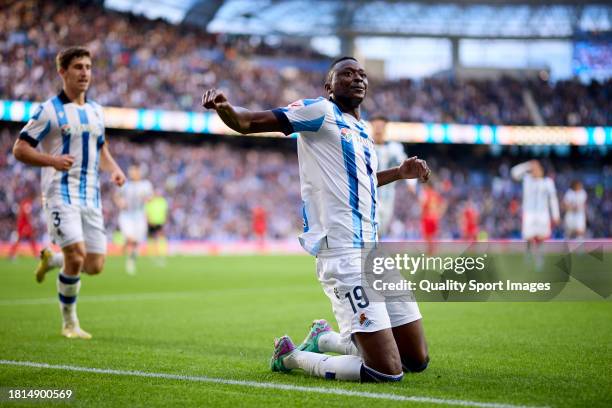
[340,127,354,141]
[359,313,373,327]
[60,124,72,137]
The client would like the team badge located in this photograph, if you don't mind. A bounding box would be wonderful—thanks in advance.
[340,127,353,141]
[359,313,373,327]
[60,124,72,137]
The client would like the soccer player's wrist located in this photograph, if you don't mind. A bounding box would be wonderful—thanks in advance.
[396,166,403,180]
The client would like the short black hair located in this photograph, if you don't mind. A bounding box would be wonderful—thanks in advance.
[56,46,91,70]
[326,56,358,84]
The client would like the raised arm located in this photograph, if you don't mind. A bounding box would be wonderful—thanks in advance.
[511,161,532,181]
[377,156,431,187]
[202,89,284,134]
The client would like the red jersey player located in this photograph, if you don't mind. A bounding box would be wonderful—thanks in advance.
[460,199,479,241]
[252,206,267,248]
[8,194,39,259]
[420,184,446,254]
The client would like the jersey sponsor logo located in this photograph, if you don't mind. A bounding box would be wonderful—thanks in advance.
[60,124,101,137]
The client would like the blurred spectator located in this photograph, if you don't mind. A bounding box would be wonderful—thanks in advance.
[1,127,610,241]
[1,0,610,126]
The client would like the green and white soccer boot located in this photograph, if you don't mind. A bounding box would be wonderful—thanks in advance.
[270,335,296,373]
[297,319,332,353]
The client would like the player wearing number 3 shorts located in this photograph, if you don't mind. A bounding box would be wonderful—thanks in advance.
[12,47,125,339]
[202,57,431,382]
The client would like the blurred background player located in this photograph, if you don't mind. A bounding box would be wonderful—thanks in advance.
[12,46,125,339]
[116,165,153,275]
[563,180,587,239]
[459,198,479,241]
[7,189,38,260]
[145,188,169,264]
[371,114,417,238]
[252,206,267,249]
[511,160,560,268]
[420,181,446,254]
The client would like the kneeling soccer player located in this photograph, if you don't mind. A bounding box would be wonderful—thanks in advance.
[202,57,430,382]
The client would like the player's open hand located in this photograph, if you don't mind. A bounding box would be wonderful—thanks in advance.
[399,156,431,183]
[202,89,230,111]
[52,154,75,171]
[111,169,126,187]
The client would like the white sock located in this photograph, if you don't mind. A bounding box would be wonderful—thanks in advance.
[318,332,360,356]
[57,270,81,325]
[50,252,64,268]
[283,351,362,381]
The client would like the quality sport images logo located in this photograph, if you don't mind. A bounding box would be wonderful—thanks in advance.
[360,241,611,302]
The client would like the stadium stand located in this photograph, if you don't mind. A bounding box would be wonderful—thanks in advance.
[1,0,610,126]
[1,127,610,242]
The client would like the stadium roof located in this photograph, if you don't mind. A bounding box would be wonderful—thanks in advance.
[105,0,612,40]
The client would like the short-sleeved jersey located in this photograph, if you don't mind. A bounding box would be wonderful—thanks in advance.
[19,91,105,208]
[374,141,406,210]
[145,196,169,225]
[272,97,378,255]
[563,189,587,217]
[120,180,153,217]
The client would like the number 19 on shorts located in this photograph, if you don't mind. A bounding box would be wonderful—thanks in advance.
[345,286,370,313]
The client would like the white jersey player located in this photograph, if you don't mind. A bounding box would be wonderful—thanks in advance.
[511,160,559,270]
[116,165,153,274]
[563,180,587,239]
[202,57,431,383]
[13,46,125,339]
[511,160,560,241]
[370,114,416,237]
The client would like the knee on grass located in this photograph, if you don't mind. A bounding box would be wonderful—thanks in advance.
[402,355,430,373]
[360,364,404,383]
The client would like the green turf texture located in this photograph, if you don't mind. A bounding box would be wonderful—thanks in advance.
[0,255,610,407]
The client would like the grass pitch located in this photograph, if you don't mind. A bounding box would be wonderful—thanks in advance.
[0,255,610,407]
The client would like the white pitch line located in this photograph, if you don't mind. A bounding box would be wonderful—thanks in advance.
[0,292,201,306]
[0,360,547,408]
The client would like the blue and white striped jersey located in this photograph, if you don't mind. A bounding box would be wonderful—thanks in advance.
[19,91,105,208]
[273,97,378,255]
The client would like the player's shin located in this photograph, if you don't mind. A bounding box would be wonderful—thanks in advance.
[56,270,81,324]
[283,352,363,381]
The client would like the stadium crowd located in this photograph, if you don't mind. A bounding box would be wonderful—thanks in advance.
[1,0,610,127]
[1,128,610,243]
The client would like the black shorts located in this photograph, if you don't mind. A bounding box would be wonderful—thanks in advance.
[148,224,164,236]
